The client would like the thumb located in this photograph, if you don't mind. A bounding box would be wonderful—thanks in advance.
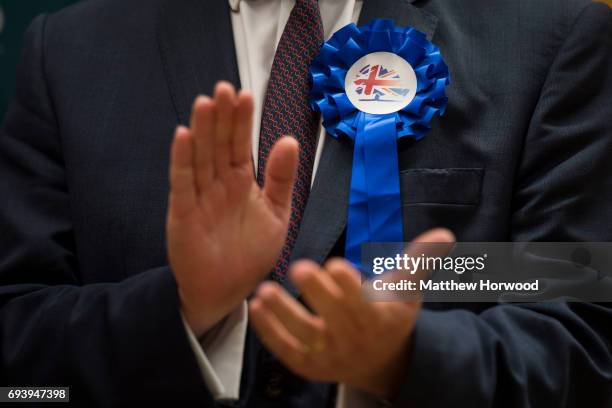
[263,136,299,215]
[394,228,456,282]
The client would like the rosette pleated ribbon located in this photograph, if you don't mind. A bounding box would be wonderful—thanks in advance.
[309,19,450,272]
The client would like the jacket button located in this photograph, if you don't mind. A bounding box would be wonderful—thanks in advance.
[265,372,283,399]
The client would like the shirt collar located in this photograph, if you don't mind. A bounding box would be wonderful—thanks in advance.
[229,0,367,13]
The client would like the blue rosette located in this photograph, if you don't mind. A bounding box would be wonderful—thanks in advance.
[309,19,450,273]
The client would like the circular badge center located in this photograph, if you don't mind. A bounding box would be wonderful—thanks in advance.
[345,52,417,115]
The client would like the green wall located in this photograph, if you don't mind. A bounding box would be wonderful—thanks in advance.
[0,0,79,121]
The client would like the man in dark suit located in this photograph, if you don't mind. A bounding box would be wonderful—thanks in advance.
[0,0,611,406]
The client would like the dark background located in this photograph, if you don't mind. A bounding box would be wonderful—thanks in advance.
[0,0,80,120]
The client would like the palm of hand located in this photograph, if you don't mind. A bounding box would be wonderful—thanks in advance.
[183,170,288,298]
[167,83,298,336]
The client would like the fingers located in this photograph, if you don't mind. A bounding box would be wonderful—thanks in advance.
[169,126,197,219]
[263,137,299,214]
[324,258,365,313]
[290,260,358,336]
[213,82,236,177]
[408,228,456,256]
[398,228,456,280]
[254,260,366,348]
[322,258,381,333]
[232,91,254,167]
[249,298,308,369]
[191,83,254,188]
[291,260,343,314]
[191,96,215,193]
[256,282,326,349]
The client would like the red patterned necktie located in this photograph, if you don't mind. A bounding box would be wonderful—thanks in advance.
[257,0,324,281]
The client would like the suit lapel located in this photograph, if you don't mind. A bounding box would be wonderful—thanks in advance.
[157,0,241,125]
[287,0,439,293]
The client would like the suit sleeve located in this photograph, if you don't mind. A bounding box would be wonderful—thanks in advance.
[394,3,612,407]
[0,15,215,406]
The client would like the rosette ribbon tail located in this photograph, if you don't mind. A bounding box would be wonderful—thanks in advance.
[346,114,404,270]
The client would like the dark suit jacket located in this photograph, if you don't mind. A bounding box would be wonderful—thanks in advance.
[1,0,611,406]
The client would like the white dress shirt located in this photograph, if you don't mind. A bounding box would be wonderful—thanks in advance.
[183,1,381,407]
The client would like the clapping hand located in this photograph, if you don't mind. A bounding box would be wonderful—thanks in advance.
[249,228,455,397]
[166,82,298,337]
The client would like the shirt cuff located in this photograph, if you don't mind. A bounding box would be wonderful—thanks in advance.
[336,384,391,408]
[182,302,248,401]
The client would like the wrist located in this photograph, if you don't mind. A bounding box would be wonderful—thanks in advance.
[179,288,221,337]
